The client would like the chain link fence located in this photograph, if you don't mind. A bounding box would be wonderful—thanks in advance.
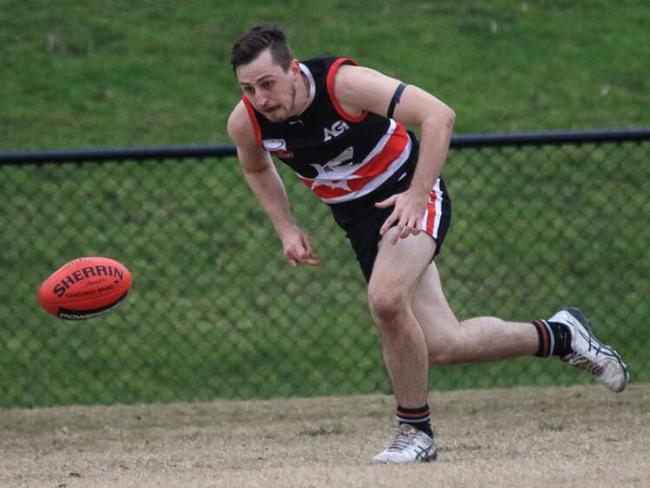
[1,130,648,407]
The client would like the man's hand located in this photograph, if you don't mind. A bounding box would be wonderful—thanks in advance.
[375,188,429,245]
[279,225,321,267]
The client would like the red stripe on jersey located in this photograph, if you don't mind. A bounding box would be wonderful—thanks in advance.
[354,122,409,179]
[326,58,368,123]
[299,123,409,200]
[426,193,436,234]
[241,95,263,146]
[299,178,350,200]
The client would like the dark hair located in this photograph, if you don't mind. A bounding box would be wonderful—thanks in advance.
[230,24,295,74]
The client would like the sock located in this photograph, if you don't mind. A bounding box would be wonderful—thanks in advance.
[396,404,433,437]
[532,319,572,357]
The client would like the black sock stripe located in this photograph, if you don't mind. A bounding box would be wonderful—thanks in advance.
[396,404,431,423]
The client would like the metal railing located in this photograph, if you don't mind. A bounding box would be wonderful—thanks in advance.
[3,128,649,164]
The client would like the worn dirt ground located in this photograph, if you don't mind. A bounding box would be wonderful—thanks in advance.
[1,384,648,488]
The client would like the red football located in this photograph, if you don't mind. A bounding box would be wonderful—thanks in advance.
[38,256,132,320]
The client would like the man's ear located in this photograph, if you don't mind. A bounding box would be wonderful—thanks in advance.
[289,58,301,76]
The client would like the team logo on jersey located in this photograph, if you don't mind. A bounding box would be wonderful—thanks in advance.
[309,146,357,191]
[263,139,287,151]
[310,146,354,176]
[323,120,350,142]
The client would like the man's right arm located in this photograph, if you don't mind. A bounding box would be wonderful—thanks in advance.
[227,102,320,267]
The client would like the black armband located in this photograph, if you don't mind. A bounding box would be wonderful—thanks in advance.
[387,83,407,119]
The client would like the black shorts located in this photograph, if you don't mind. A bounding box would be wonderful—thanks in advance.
[328,165,452,282]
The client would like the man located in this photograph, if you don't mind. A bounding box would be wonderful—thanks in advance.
[227,24,629,464]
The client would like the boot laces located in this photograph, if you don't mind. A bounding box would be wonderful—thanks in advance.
[563,352,603,376]
[387,425,417,451]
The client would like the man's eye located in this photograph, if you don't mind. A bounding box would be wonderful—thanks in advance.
[262,81,273,89]
[243,86,254,94]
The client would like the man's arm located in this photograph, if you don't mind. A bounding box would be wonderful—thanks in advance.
[227,102,320,266]
[333,65,456,243]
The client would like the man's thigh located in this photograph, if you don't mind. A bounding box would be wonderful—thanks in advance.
[369,229,437,293]
[412,262,459,334]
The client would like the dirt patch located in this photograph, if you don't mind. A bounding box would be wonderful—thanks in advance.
[1,384,648,488]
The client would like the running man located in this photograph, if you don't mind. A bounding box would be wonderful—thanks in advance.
[226,24,629,464]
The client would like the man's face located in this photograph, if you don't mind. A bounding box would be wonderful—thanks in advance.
[236,49,299,122]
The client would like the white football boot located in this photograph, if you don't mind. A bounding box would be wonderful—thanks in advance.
[372,424,437,464]
[548,307,629,393]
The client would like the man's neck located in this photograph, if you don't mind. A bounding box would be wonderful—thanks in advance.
[292,70,311,117]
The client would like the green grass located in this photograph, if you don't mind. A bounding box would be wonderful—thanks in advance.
[0,1,649,407]
[1,0,649,150]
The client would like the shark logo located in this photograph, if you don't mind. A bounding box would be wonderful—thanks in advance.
[311,179,352,191]
[309,147,357,191]
[310,147,354,176]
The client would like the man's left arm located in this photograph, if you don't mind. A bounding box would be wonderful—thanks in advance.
[334,65,455,243]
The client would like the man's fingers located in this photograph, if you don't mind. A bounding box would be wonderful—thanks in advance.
[389,217,421,245]
[379,211,399,236]
[290,254,320,266]
[299,236,319,261]
[384,213,410,243]
[286,253,320,267]
[407,217,420,235]
[378,189,427,244]
[302,257,321,267]
[299,248,319,263]
[286,251,298,265]
[375,195,397,209]
[286,241,321,267]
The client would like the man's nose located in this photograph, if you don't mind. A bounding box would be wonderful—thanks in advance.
[255,92,269,107]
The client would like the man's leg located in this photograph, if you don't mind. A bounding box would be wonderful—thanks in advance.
[412,261,629,391]
[368,229,438,464]
[412,262,538,365]
[367,229,436,407]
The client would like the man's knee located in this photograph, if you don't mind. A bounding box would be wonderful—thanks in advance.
[367,283,409,324]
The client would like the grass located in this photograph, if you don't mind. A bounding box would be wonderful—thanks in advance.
[0,1,649,407]
[1,0,649,150]
[2,385,649,487]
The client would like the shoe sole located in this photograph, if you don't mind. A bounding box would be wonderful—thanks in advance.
[371,450,437,464]
[565,307,630,392]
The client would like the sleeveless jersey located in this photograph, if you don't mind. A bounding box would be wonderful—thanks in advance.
[241,57,415,205]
